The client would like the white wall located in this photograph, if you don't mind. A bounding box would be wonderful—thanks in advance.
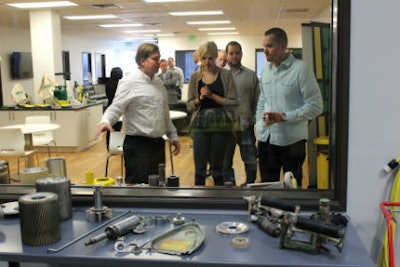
[348,0,400,263]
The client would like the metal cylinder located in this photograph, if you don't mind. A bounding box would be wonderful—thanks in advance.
[46,157,67,178]
[19,192,60,246]
[0,160,10,184]
[35,177,73,221]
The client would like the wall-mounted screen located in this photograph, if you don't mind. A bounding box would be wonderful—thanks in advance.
[175,50,197,83]
[10,52,33,79]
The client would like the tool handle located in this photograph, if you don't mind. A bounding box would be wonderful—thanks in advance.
[295,216,344,238]
[260,196,297,213]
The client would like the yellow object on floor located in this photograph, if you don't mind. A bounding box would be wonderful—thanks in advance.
[314,136,329,189]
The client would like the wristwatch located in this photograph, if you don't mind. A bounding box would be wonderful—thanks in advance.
[281,113,287,121]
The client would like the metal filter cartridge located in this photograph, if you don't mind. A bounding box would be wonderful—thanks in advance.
[19,192,61,246]
[35,177,73,220]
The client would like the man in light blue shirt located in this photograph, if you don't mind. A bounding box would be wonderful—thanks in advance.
[255,27,323,187]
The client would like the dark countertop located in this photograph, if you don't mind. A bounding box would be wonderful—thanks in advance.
[0,102,103,111]
[0,206,374,267]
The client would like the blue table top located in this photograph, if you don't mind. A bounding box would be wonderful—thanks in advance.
[0,207,374,267]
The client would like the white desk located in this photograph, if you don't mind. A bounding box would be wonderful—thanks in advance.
[0,123,60,166]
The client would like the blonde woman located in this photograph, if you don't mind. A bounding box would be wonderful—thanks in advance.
[187,41,239,186]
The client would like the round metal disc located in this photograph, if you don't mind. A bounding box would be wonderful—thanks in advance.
[216,221,249,235]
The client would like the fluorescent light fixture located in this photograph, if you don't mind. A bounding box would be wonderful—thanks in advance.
[187,20,231,25]
[144,33,175,37]
[198,27,236,31]
[207,32,239,36]
[99,23,143,28]
[125,29,161,33]
[144,0,197,2]
[64,15,117,20]
[7,1,77,8]
[169,11,223,16]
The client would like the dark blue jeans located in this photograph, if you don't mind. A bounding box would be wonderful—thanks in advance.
[192,131,231,186]
[223,126,258,185]
[123,135,165,184]
[258,138,306,186]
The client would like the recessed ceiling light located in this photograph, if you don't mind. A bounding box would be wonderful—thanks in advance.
[169,11,223,16]
[125,29,161,33]
[63,15,117,20]
[207,32,239,36]
[187,20,231,25]
[99,23,143,28]
[7,1,77,9]
[198,27,236,31]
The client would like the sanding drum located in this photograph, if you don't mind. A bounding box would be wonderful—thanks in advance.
[35,177,72,221]
[18,192,61,246]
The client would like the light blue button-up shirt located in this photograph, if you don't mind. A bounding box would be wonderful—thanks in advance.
[255,54,323,146]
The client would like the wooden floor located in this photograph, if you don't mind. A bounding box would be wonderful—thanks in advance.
[3,135,309,188]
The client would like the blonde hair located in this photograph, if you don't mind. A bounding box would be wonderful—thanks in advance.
[197,41,218,59]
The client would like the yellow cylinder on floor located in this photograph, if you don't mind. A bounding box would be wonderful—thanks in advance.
[314,136,329,189]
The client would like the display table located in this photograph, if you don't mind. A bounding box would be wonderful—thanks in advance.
[0,206,373,267]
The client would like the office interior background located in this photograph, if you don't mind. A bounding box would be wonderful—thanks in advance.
[0,0,399,265]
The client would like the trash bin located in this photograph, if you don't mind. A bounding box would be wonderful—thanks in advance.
[313,136,329,189]
[0,160,10,184]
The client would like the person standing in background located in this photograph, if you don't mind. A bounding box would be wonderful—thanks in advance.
[216,49,227,68]
[95,43,180,184]
[187,41,238,186]
[223,41,260,185]
[256,27,323,187]
[105,67,123,150]
[158,59,178,91]
[168,57,184,100]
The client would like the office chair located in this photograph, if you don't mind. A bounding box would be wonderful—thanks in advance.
[25,115,56,157]
[105,131,125,178]
[0,128,39,177]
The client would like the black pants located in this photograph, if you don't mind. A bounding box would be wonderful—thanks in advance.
[258,138,306,186]
[123,135,165,184]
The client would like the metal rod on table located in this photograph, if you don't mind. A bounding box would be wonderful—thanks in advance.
[47,210,130,253]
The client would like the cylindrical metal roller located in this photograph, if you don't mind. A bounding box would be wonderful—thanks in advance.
[260,196,297,213]
[36,177,73,221]
[19,192,60,246]
[294,216,344,238]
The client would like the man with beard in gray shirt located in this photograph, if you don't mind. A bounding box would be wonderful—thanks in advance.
[223,41,260,185]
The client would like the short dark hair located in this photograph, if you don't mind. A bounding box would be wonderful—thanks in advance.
[135,43,159,66]
[225,41,242,53]
[264,27,288,45]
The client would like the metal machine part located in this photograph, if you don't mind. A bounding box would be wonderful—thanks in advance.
[47,211,129,253]
[86,186,112,222]
[114,239,151,254]
[85,215,142,246]
[216,221,249,235]
[250,214,281,237]
[279,215,345,254]
[172,213,186,225]
[244,195,346,254]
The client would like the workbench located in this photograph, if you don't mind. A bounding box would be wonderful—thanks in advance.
[0,206,374,267]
